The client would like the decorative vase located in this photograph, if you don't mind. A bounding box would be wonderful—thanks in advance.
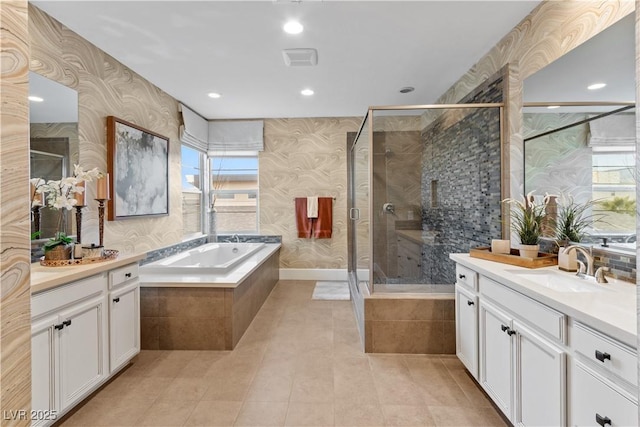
[44,244,72,261]
[519,244,539,259]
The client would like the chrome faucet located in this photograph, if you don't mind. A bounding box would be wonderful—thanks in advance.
[231,234,240,243]
[563,245,608,283]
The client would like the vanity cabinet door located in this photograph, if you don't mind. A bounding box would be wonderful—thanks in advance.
[31,315,58,425]
[109,281,140,373]
[455,284,478,379]
[513,320,566,427]
[479,300,514,420]
[57,295,107,412]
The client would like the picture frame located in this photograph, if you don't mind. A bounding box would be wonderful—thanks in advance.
[106,116,169,220]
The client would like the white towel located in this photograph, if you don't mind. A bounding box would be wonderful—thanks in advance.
[307,196,318,218]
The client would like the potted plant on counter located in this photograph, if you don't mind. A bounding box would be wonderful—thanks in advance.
[503,192,548,258]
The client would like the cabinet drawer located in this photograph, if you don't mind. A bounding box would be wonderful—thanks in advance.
[456,264,477,291]
[480,276,565,343]
[572,322,637,387]
[571,361,637,426]
[32,274,106,319]
[109,263,139,289]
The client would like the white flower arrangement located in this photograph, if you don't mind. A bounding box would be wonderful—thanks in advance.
[31,165,103,210]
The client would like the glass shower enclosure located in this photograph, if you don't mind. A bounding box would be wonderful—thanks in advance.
[348,104,505,295]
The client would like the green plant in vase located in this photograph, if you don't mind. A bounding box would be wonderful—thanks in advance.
[503,191,548,258]
[555,196,600,244]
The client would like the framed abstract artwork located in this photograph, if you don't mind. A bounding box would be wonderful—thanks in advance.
[106,116,169,220]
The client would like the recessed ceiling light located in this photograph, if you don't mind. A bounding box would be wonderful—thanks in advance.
[284,20,303,35]
[301,89,314,96]
[399,86,415,94]
[29,96,44,102]
[208,92,222,99]
[587,83,607,90]
[547,105,560,109]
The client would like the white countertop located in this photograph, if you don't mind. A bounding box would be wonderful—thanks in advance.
[139,243,281,288]
[31,252,147,294]
[450,253,637,348]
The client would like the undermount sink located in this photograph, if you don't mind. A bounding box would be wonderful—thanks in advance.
[505,269,610,293]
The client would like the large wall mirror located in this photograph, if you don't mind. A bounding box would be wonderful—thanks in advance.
[29,71,79,245]
[523,13,635,253]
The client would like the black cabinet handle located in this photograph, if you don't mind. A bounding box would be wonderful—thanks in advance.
[125,272,132,278]
[501,324,509,332]
[54,323,65,330]
[62,319,71,327]
[113,297,120,303]
[458,274,466,279]
[595,350,611,363]
[596,413,611,426]
[467,300,474,306]
[507,329,516,336]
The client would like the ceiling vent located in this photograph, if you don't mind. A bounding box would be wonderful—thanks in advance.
[282,48,318,67]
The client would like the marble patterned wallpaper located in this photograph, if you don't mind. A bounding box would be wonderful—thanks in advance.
[260,118,361,269]
[1,1,32,424]
[29,5,183,254]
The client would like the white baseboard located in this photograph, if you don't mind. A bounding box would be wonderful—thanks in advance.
[279,268,348,281]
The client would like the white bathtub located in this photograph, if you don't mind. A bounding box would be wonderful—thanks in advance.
[140,242,266,275]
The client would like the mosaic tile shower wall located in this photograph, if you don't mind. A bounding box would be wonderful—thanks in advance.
[421,75,504,284]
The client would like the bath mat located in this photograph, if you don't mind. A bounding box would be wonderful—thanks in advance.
[312,281,350,300]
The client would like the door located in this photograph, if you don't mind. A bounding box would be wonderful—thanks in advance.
[348,110,372,293]
[57,295,106,411]
[109,282,140,373]
[455,284,478,379]
[31,315,58,424]
[479,299,514,420]
[513,320,566,427]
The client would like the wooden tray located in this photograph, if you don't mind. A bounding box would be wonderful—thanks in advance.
[470,247,557,269]
[40,249,119,267]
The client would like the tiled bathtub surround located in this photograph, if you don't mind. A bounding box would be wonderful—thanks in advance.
[364,296,455,354]
[141,250,279,350]
[141,235,281,265]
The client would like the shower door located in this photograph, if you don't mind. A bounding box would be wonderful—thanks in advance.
[348,111,372,294]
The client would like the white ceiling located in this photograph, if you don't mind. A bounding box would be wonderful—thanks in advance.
[31,0,540,120]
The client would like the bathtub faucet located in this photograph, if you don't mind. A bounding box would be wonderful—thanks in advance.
[230,234,240,243]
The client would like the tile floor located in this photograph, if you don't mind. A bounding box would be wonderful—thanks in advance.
[58,280,506,427]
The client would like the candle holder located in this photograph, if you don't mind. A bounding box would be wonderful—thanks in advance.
[31,205,42,234]
[74,205,86,244]
[95,199,106,247]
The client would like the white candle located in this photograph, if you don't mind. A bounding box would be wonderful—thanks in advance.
[74,181,85,206]
[97,174,110,200]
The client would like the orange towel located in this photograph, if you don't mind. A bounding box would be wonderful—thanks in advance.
[295,198,313,238]
[312,197,333,239]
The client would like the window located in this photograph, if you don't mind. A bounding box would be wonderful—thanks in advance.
[181,145,204,236]
[592,147,635,240]
[210,154,259,233]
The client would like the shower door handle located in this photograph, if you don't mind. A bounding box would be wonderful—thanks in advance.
[349,208,360,220]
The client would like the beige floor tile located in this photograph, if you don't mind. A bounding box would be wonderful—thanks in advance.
[334,402,385,427]
[234,401,288,426]
[179,351,228,377]
[285,402,334,427]
[158,377,212,401]
[428,405,508,427]
[184,400,243,426]
[382,405,437,427]
[137,399,198,426]
[58,281,505,427]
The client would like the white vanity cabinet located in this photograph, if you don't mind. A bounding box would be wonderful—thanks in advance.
[108,263,140,373]
[31,274,108,419]
[451,254,637,427]
[31,259,143,426]
[570,321,638,426]
[455,264,479,379]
